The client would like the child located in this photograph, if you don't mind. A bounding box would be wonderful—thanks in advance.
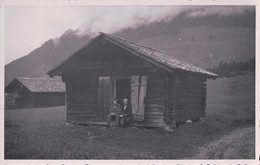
[107,98,121,127]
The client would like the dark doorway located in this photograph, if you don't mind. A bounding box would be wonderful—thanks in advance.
[116,79,131,106]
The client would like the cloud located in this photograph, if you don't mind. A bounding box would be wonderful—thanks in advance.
[5,6,254,64]
[186,6,254,17]
[6,6,188,64]
[74,6,189,36]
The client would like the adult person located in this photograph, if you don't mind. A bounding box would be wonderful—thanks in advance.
[107,98,121,127]
[119,98,131,128]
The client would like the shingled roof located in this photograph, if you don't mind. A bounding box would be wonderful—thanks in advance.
[48,32,217,78]
[14,77,65,93]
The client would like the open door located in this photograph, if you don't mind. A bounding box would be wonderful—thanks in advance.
[131,75,147,121]
[116,79,131,106]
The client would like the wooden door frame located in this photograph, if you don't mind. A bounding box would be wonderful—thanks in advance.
[111,75,131,100]
[98,75,131,121]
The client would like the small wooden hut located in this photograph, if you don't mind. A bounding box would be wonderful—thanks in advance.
[5,77,65,109]
[48,33,217,127]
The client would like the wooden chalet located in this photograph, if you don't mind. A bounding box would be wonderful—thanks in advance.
[5,77,65,109]
[48,33,217,128]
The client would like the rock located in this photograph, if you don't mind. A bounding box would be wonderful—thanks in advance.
[66,122,74,127]
[186,119,192,123]
[164,126,173,132]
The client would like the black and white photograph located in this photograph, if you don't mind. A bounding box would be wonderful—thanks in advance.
[2,4,256,161]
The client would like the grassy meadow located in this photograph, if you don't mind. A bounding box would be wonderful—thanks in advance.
[4,75,255,159]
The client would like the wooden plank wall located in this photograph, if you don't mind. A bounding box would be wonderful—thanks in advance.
[172,73,207,123]
[33,92,65,108]
[98,76,111,121]
[167,76,174,126]
[138,76,148,120]
[132,73,167,127]
[5,80,34,108]
[66,76,99,123]
[20,90,34,108]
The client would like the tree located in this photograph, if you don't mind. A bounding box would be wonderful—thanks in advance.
[209,59,255,77]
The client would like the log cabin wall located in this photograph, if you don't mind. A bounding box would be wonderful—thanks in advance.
[62,41,169,127]
[5,78,66,109]
[172,72,207,123]
[5,80,34,108]
[65,74,99,123]
[64,70,168,127]
[63,70,169,127]
[131,71,167,127]
[20,91,34,108]
[60,40,210,127]
[167,75,175,127]
[33,92,65,108]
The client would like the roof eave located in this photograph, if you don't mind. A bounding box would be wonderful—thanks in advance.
[172,68,218,79]
[208,74,218,79]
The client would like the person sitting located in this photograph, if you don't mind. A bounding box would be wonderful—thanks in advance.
[118,98,132,128]
[107,98,121,127]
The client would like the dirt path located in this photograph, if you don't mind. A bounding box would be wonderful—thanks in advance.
[192,126,255,159]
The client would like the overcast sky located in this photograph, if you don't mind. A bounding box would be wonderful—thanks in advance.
[5,6,254,64]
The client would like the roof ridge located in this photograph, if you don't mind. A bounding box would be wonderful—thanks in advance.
[101,32,173,56]
[13,77,65,92]
[17,77,59,80]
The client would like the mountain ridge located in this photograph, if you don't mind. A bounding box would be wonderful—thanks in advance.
[5,11,255,86]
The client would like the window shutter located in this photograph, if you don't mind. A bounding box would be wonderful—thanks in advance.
[131,75,147,121]
[137,76,147,121]
[131,76,140,120]
[98,76,111,120]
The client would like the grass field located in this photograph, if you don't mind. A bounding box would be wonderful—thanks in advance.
[5,75,255,159]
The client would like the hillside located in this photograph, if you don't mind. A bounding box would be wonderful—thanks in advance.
[136,27,254,68]
[5,30,90,86]
[5,30,89,86]
[116,11,255,68]
[5,11,255,86]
